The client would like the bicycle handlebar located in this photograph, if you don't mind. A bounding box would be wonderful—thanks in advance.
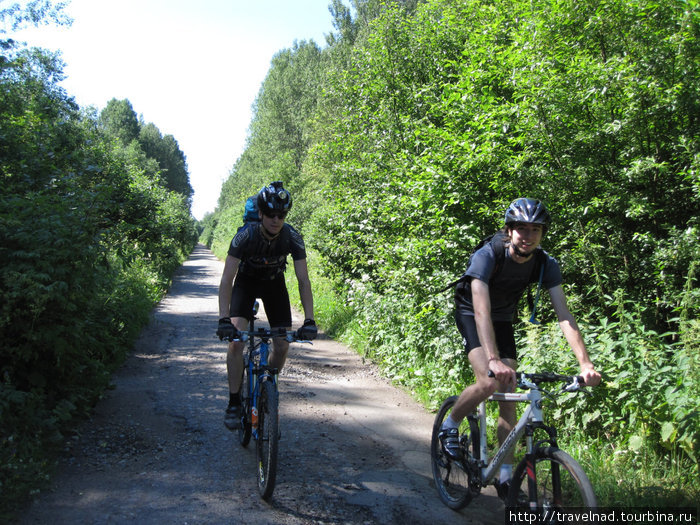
[222,328,312,344]
[523,372,584,385]
[488,370,585,390]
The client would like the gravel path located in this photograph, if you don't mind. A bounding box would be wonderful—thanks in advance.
[18,244,503,524]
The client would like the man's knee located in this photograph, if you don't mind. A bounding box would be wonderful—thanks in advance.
[228,341,244,356]
[474,376,499,398]
[273,339,289,354]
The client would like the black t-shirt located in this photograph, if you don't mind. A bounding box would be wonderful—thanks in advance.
[227,223,306,280]
[455,242,562,322]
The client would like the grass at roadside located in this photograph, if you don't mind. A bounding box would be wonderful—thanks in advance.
[560,433,698,508]
[286,250,355,339]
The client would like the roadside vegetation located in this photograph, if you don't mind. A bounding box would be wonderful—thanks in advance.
[1,2,197,518]
[205,0,699,508]
[2,0,697,517]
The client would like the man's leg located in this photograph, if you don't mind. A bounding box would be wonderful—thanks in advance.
[224,317,248,430]
[497,357,518,488]
[269,331,290,371]
[496,357,518,452]
[439,347,498,459]
[226,317,249,392]
[261,276,292,372]
[449,346,499,421]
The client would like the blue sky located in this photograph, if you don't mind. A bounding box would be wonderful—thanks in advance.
[9,0,337,219]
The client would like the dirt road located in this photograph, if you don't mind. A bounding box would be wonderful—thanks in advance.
[18,244,504,524]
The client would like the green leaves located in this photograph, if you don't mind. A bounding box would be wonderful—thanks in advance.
[1,35,197,515]
[203,0,699,492]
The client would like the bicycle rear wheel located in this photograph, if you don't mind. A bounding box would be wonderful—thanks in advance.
[256,379,279,500]
[238,367,252,447]
[508,446,596,520]
[430,396,476,510]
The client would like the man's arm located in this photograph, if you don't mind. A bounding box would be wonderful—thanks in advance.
[293,258,314,321]
[472,279,515,385]
[549,285,601,386]
[219,255,240,318]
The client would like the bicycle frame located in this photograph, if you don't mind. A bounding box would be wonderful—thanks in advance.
[432,372,594,512]
[242,329,278,440]
[473,382,557,486]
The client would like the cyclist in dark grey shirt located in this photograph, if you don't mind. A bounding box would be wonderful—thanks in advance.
[441,198,601,499]
[217,182,316,430]
[456,243,562,322]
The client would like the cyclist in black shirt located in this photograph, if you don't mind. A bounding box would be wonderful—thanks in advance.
[440,198,601,498]
[217,182,316,430]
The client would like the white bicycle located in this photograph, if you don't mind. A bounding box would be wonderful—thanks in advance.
[431,371,597,521]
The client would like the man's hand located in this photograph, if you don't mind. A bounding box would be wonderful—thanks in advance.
[579,364,601,386]
[295,319,317,340]
[489,357,516,389]
[216,317,239,341]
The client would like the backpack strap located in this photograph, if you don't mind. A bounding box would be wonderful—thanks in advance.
[528,250,547,324]
[434,274,469,294]
[487,232,508,282]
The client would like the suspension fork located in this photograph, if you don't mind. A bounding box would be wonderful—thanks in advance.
[522,422,559,509]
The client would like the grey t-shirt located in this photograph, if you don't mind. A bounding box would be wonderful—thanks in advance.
[455,242,562,322]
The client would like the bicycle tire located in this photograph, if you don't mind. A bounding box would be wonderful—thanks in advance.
[256,379,279,500]
[430,396,476,510]
[238,366,252,447]
[508,446,596,519]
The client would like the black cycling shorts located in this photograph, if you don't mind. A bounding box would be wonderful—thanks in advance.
[454,311,517,360]
[229,273,292,328]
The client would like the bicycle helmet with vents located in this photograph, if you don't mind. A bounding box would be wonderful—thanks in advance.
[257,181,292,213]
[504,198,551,229]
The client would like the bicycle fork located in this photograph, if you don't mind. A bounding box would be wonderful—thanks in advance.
[520,405,560,510]
[251,368,278,441]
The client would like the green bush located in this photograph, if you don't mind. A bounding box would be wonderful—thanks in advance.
[1,38,197,516]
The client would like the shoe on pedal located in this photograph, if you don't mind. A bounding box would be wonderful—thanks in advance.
[438,426,463,460]
[224,404,241,430]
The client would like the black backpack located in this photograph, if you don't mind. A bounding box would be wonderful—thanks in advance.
[440,232,547,324]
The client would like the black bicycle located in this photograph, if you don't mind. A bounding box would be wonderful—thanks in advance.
[431,371,596,521]
[222,302,311,500]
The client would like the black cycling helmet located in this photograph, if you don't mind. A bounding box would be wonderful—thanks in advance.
[504,198,551,229]
[257,181,292,214]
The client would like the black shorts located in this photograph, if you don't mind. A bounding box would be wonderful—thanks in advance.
[229,273,292,328]
[454,311,517,360]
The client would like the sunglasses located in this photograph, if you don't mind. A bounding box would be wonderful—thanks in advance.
[263,210,288,220]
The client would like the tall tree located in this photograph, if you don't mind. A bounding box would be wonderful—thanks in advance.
[138,122,193,199]
[98,98,140,145]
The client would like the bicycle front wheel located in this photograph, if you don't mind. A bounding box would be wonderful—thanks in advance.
[430,396,476,510]
[256,379,279,500]
[509,446,596,519]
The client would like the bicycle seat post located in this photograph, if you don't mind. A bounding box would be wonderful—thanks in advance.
[478,401,488,466]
